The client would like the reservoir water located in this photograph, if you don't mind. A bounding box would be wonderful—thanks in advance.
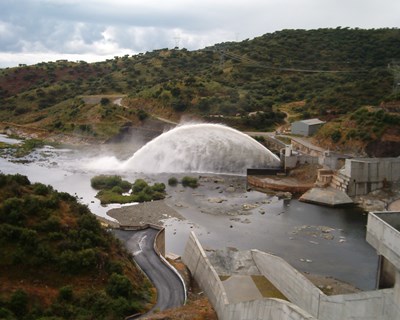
[0,138,378,291]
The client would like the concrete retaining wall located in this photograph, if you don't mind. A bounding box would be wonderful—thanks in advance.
[183,232,317,320]
[367,212,400,271]
[225,298,316,320]
[344,158,400,196]
[252,250,322,318]
[292,139,325,158]
[155,228,165,257]
[284,154,319,169]
[318,288,396,320]
[251,249,398,320]
[182,232,229,316]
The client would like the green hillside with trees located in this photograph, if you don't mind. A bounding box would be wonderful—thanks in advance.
[0,28,399,148]
[0,174,153,320]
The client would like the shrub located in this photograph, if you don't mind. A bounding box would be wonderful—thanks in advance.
[9,289,28,317]
[33,183,52,196]
[182,176,199,188]
[131,179,148,193]
[330,130,342,143]
[168,177,178,186]
[58,285,74,302]
[100,97,110,105]
[151,183,165,193]
[137,109,148,121]
[91,175,131,192]
[111,186,123,194]
[0,198,25,225]
[106,273,133,299]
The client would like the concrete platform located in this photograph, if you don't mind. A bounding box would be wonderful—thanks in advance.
[299,187,353,207]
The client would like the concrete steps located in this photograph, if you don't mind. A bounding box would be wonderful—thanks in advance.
[330,172,350,193]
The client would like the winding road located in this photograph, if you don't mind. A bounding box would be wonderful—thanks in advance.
[113,228,186,317]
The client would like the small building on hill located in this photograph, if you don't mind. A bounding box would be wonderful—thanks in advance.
[291,118,325,136]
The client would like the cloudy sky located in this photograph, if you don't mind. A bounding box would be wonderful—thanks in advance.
[0,0,399,68]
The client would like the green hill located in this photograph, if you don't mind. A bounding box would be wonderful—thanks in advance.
[0,174,153,320]
[0,28,399,146]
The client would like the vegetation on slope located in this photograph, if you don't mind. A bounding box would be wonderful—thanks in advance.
[0,174,153,319]
[314,106,400,155]
[0,28,399,144]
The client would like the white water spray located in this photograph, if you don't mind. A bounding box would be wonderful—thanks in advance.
[88,123,280,174]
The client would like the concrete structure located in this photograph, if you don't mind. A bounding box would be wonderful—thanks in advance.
[342,158,400,196]
[252,250,397,320]
[281,145,320,170]
[182,232,316,320]
[291,119,325,136]
[183,211,400,320]
[289,139,347,170]
[299,187,353,207]
[367,212,400,289]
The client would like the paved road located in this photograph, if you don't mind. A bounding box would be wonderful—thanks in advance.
[113,228,186,317]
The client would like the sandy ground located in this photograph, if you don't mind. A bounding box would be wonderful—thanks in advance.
[107,200,184,226]
[389,199,400,211]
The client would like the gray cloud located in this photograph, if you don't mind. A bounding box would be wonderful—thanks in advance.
[0,0,399,67]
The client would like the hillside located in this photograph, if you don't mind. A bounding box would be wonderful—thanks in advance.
[0,174,153,320]
[0,28,400,148]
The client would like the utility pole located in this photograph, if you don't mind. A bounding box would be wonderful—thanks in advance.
[173,36,180,49]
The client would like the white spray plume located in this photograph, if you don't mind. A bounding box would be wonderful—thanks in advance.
[86,123,280,174]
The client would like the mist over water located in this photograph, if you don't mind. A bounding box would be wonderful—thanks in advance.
[87,123,280,174]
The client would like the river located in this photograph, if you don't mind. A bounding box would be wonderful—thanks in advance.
[0,136,378,291]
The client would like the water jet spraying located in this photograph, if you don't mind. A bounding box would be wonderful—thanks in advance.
[120,123,280,174]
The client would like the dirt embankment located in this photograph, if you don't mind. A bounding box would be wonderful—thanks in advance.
[365,127,400,157]
[248,164,320,195]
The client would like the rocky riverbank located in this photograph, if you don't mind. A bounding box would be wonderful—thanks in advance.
[107,200,184,226]
[354,182,400,212]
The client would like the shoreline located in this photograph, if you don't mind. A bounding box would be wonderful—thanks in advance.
[107,200,184,227]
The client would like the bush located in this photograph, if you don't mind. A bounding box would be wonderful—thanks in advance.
[330,130,342,143]
[168,177,178,186]
[100,97,110,105]
[137,109,148,121]
[182,176,199,188]
[58,285,74,302]
[152,183,165,193]
[91,175,123,190]
[111,186,123,194]
[106,273,133,299]
[0,198,25,225]
[91,175,131,192]
[131,179,148,193]
[9,289,28,317]
[33,183,52,196]
[95,177,166,204]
